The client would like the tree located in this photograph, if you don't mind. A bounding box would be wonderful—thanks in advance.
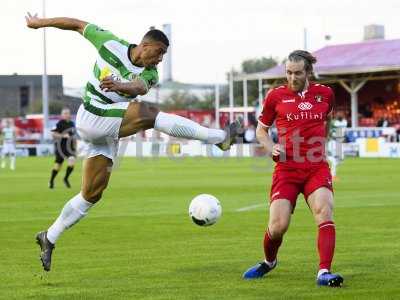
[243,56,278,106]
[227,56,278,107]
[161,90,207,110]
[161,56,279,111]
[241,56,278,74]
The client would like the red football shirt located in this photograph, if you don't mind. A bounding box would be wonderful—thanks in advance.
[258,82,334,165]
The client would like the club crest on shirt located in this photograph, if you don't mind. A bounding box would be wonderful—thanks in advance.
[315,95,323,103]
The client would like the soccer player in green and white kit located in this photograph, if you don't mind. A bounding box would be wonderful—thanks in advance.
[26,13,242,271]
[327,112,347,181]
[1,119,16,170]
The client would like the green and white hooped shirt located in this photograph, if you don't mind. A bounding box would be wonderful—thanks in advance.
[2,127,15,143]
[82,24,158,116]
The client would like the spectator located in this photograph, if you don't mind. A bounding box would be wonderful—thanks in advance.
[377,115,390,127]
[360,102,373,118]
[333,111,348,128]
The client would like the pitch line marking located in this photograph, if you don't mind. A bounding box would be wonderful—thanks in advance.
[236,203,265,212]
[235,202,400,213]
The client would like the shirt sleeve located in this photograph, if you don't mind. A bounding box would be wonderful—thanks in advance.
[83,23,119,50]
[258,90,277,127]
[138,67,159,91]
[51,121,62,133]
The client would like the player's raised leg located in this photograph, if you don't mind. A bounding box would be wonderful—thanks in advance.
[36,155,112,271]
[118,101,242,150]
[243,199,292,279]
[307,187,343,287]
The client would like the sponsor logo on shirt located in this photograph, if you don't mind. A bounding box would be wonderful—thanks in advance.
[298,102,313,110]
[282,99,295,103]
[286,112,323,121]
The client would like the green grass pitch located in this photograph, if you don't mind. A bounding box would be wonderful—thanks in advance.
[0,157,399,299]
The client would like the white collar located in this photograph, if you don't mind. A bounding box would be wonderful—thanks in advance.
[297,80,310,98]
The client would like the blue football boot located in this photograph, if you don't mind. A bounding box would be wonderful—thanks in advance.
[317,272,343,287]
[243,261,276,280]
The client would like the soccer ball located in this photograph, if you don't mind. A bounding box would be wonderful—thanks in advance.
[189,194,222,226]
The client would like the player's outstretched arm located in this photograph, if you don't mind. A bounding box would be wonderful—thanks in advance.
[51,131,69,139]
[25,12,87,34]
[99,77,148,97]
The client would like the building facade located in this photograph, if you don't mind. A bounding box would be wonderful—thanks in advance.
[0,74,81,117]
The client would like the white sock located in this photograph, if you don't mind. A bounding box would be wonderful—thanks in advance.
[331,159,337,177]
[264,259,276,268]
[328,156,337,177]
[47,193,93,244]
[1,157,5,168]
[10,156,15,170]
[154,112,226,144]
[317,268,329,278]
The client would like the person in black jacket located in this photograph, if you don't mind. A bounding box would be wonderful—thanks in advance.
[49,108,76,189]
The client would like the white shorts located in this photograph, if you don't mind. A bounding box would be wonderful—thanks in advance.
[2,142,16,155]
[76,100,129,163]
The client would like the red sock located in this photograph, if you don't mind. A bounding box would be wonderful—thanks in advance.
[263,228,282,263]
[318,221,336,270]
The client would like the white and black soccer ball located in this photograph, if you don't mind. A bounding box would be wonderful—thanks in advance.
[189,194,222,226]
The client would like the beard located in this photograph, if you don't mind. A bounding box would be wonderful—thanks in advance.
[290,82,303,92]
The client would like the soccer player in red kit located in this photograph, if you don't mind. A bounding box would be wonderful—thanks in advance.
[243,50,343,287]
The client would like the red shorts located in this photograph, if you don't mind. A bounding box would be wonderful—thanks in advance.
[269,162,333,210]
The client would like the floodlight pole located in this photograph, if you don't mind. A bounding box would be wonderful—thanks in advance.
[229,70,234,122]
[42,0,50,141]
[243,79,248,126]
[303,28,308,51]
[258,77,263,108]
[215,83,220,128]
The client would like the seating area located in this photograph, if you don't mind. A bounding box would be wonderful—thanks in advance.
[360,99,400,126]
